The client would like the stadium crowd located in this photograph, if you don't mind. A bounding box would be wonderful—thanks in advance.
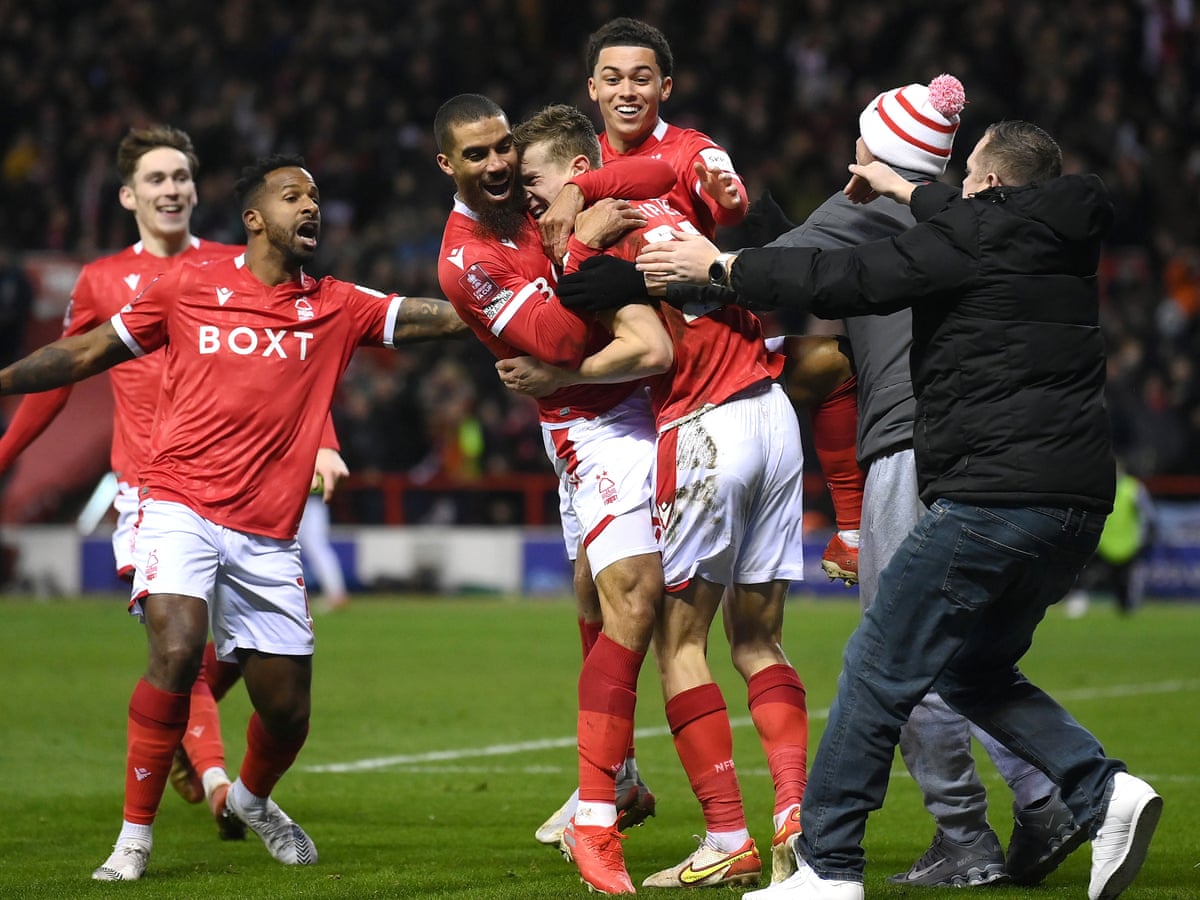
[1,0,1198,519]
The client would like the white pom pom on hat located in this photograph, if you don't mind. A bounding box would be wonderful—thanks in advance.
[859,74,966,176]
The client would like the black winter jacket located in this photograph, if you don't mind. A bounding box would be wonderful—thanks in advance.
[732,176,1116,512]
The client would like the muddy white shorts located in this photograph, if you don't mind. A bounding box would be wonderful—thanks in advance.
[544,390,659,578]
[656,382,805,590]
[130,498,314,661]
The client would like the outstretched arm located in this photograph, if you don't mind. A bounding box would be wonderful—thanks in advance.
[391,297,469,343]
[0,387,73,472]
[0,323,133,395]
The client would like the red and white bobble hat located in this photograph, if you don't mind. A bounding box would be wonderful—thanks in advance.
[858,74,966,176]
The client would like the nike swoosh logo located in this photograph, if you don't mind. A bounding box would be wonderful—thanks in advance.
[679,848,755,884]
[906,859,946,880]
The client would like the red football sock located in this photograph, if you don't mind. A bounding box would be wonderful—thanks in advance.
[578,617,603,660]
[200,641,243,702]
[666,682,746,833]
[238,712,309,799]
[124,678,190,825]
[811,375,863,531]
[577,634,643,804]
[182,677,227,777]
[748,665,809,814]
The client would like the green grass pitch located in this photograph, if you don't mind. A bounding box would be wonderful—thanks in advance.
[0,594,1195,898]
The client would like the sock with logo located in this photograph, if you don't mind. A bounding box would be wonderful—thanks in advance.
[667,682,747,835]
[181,677,228,791]
[748,664,809,815]
[811,375,863,531]
[238,712,309,799]
[124,678,190,825]
[577,634,643,820]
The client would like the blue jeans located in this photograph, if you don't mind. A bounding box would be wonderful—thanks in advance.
[796,500,1124,881]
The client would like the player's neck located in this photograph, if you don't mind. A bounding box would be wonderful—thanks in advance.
[139,230,194,258]
[244,244,304,287]
[606,127,654,156]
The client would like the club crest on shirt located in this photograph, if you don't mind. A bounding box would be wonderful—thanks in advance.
[124,274,141,291]
[295,297,314,320]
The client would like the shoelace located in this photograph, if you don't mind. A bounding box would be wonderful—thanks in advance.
[581,826,626,865]
[909,834,949,870]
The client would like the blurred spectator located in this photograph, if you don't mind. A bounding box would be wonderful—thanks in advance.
[1066,462,1159,616]
[0,245,33,368]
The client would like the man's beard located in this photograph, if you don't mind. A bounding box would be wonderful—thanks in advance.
[266,220,315,266]
[468,183,529,243]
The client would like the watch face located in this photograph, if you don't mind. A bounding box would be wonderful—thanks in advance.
[709,258,725,283]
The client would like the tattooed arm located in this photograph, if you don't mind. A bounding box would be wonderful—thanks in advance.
[391,296,469,344]
[0,322,135,395]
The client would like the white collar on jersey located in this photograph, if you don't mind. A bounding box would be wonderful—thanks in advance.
[131,234,201,255]
[451,195,480,221]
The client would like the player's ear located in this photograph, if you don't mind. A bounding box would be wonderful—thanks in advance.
[118,184,137,212]
[242,207,264,235]
[659,75,673,102]
[436,153,455,177]
[587,77,600,103]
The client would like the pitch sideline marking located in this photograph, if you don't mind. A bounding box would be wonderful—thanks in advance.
[301,678,1199,775]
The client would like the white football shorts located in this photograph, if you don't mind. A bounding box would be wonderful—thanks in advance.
[543,390,659,577]
[112,480,140,580]
[656,382,805,590]
[130,498,314,661]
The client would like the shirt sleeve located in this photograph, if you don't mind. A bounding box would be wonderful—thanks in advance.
[448,247,591,368]
[689,140,749,227]
[733,208,977,318]
[112,270,175,357]
[0,388,72,471]
[318,412,339,451]
[63,266,106,337]
[570,157,677,204]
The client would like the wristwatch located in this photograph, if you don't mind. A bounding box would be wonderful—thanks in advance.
[708,252,736,288]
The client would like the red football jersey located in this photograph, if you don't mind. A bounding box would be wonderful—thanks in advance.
[0,238,240,482]
[113,253,401,539]
[438,199,636,423]
[567,197,781,431]
[599,120,746,241]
